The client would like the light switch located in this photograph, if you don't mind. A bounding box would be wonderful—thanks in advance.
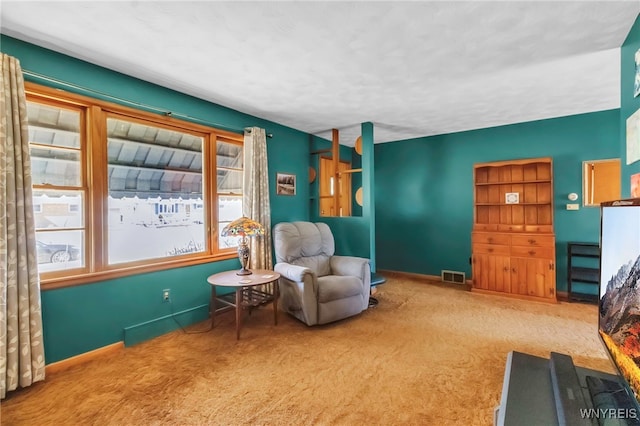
[566,203,580,210]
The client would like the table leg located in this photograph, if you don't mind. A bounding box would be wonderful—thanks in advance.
[210,285,216,327]
[273,281,278,326]
[235,287,243,340]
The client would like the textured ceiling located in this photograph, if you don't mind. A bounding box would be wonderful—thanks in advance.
[2,1,639,145]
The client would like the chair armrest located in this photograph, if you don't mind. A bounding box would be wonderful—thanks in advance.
[330,256,370,281]
[274,262,314,282]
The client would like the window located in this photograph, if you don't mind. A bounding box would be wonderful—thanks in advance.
[216,140,243,249]
[27,101,86,274]
[583,159,621,206]
[25,83,243,287]
[106,115,206,264]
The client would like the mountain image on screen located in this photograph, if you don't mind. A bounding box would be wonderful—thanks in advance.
[601,255,640,365]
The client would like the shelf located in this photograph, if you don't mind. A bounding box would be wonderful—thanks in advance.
[568,242,599,257]
[338,168,362,175]
[475,179,551,185]
[476,202,552,206]
[569,267,599,283]
[216,288,276,309]
[567,242,599,305]
[568,292,598,303]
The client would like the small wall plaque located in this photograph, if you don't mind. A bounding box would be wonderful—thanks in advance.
[505,192,519,204]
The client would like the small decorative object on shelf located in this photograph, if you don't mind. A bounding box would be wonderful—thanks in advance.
[505,192,519,204]
[221,216,265,275]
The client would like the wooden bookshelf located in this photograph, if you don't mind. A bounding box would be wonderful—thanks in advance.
[472,157,556,302]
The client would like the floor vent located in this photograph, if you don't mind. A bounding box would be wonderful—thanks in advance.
[441,270,466,284]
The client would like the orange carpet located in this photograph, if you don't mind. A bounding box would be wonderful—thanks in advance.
[1,277,612,425]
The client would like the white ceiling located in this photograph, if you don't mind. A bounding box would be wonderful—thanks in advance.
[2,1,639,146]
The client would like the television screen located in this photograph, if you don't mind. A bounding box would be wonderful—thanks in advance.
[599,198,640,404]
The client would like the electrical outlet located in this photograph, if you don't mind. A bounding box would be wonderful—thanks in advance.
[566,203,580,211]
[162,289,170,302]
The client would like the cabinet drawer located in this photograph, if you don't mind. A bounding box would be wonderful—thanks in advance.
[472,233,510,245]
[511,246,554,258]
[498,224,525,232]
[474,223,499,232]
[511,234,555,247]
[524,225,554,233]
[473,243,510,255]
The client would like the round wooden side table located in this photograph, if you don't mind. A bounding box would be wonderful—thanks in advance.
[207,269,280,340]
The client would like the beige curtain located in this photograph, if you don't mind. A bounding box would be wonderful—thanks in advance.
[243,127,272,270]
[0,53,46,399]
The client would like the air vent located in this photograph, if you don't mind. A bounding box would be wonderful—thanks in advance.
[441,270,466,284]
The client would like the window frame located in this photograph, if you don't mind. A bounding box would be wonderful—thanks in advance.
[28,95,91,280]
[215,136,245,250]
[26,82,243,289]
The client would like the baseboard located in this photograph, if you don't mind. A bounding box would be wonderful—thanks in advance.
[123,303,209,347]
[377,269,473,289]
[45,341,124,375]
[556,291,569,302]
[471,287,558,304]
[378,269,439,281]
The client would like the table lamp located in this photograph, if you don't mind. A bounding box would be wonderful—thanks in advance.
[221,216,265,275]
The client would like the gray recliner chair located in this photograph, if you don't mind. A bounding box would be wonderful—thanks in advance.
[273,221,371,326]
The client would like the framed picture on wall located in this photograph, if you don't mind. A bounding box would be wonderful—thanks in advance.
[627,107,640,165]
[632,173,640,198]
[276,173,296,196]
[635,48,640,97]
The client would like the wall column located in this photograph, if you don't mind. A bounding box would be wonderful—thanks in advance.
[361,122,376,272]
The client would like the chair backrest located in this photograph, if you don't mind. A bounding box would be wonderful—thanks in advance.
[273,222,335,276]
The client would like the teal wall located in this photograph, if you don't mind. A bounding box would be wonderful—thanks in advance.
[375,109,620,293]
[42,260,237,360]
[1,35,311,363]
[621,15,640,192]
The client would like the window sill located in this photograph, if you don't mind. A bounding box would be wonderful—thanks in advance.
[40,252,238,290]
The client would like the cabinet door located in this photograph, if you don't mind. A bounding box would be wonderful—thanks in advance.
[473,254,511,292]
[511,257,555,299]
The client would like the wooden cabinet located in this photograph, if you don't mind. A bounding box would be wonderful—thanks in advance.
[473,252,511,293]
[472,158,556,302]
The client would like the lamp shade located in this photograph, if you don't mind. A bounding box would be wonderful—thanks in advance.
[221,216,265,238]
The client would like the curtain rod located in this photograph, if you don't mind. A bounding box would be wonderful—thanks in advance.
[21,69,273,138]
